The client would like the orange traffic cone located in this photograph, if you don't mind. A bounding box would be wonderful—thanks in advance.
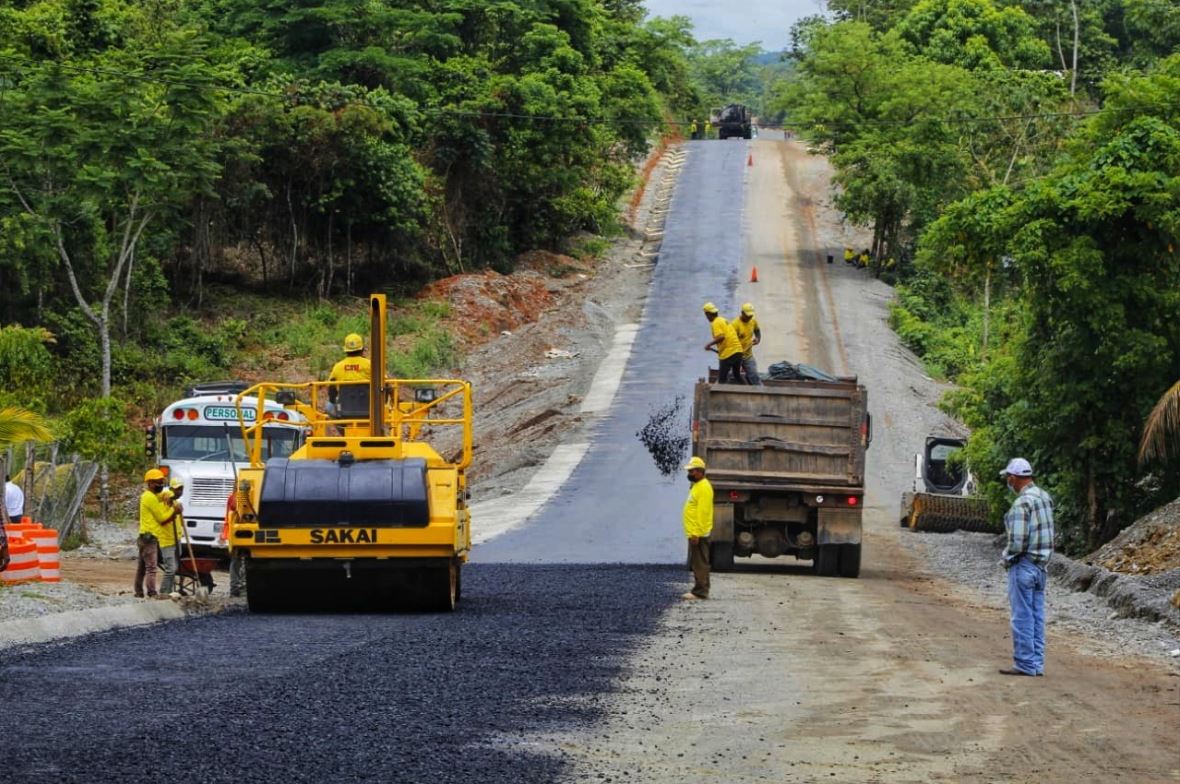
[750,266,759,283]
[747,153,753,167]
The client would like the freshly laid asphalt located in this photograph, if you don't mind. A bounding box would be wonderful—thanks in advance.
[0,566,679,783]
[477,139,747,564]
[0,140,748,783]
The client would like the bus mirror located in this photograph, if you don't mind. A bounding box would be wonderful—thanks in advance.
[145,425,157,458]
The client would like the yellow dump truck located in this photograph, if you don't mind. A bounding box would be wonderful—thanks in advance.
[225,294,472,611]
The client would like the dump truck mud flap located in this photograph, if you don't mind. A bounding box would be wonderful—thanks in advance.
[817,508,861,545]
[711,503,734,543]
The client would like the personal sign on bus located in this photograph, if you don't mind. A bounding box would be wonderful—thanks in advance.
[203,405,256,422]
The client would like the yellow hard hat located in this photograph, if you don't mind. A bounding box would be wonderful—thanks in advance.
[702,302,719,314]
[741,303,755,316]
[144,469,165,482]
[169,477,184,489]
[343,333,364,352]
[685,456,707,471]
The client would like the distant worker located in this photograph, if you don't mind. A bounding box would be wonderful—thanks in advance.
[702,302,743,384]
[681,456,714,601]
[223,493,246,598]
[4,472,23,524]
[858,249,871,268]
[704,119,712,139]
[998,458,1054,677]
[731,303,762,385]
[689,119,698,140]
[328,333,371,413]
[157,477,185,597]
[843,247,855,265]
[136,469,178,599]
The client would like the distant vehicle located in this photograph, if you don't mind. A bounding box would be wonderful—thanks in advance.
[146,381,306,556]
[691,371,871,577]
[899,436,998,533]
[715,104,753,140]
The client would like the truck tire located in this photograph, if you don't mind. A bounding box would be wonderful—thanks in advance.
[815,545,839,577]
[839,544,861,578]
[710,541,735,572]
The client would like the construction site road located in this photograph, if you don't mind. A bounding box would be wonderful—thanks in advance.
[1,135,1177,784]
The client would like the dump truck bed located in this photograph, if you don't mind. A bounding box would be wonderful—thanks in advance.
[692,378,869,491]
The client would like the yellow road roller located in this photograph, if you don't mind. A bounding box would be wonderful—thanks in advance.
[225,294,472,611]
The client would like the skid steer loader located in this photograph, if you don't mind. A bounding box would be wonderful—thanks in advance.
[899,437,998,534]
[225,294,472,612]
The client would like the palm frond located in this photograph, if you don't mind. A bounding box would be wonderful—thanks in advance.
[1139,380,1180,465]
[0,406,53,447]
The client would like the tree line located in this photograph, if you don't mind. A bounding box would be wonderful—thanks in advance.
[774,0,1179,550]
[0,0,777,477]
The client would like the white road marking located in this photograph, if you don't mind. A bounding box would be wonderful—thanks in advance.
[579,323,640,414]
[471,320,641,543]
[470,442,590,544]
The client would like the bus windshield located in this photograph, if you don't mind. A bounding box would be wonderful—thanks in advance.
[161,425,300,462]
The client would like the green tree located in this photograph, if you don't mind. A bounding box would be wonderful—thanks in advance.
[920,55,1180,547]
[688,39,763,108]
[0,33,227,397]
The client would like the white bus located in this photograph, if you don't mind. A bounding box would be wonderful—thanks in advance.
[147,382,306,556]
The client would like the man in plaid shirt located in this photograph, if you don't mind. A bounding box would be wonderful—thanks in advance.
[998,457,1054,677]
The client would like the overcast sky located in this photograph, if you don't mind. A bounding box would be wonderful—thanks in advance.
[642,0,827,53]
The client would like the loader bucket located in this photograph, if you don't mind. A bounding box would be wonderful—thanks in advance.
[904,492,998,534]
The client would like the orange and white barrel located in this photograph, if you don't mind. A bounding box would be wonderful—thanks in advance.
[27,528,61,583]
[4,522,41,538]
[1,538,42,584]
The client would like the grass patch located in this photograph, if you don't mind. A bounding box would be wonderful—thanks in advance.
[569,235,612,262]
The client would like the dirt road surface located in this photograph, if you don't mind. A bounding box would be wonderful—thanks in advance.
[520,134,1180,782]
[0,135,1176,784]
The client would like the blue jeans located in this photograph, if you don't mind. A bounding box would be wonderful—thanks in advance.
[1007,558,1047,674]
[742,356,761,385]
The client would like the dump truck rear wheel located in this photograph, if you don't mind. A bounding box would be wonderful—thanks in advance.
[710,541,734,572]
[839,544,861,578]
[815,545,839,577]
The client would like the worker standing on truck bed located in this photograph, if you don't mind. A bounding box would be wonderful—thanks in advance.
[327,332,371,411]
[998,457,1054,677]
[731,303,762,385]
[703,302,743,384]
[682,456,714,600]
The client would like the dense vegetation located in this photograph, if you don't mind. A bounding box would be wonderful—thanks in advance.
[776,0,1180,550]
[0,0,727,470]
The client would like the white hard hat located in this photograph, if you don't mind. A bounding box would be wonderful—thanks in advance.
[999,458,1033,477]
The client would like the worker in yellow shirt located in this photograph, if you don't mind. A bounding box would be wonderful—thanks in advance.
[327,332,372,415]
[843,247,854,265]
[703,302,743,384]
[731,302,762,385]
[157,477,185,596]
[136,469,178,599]
[682,456,714,600]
